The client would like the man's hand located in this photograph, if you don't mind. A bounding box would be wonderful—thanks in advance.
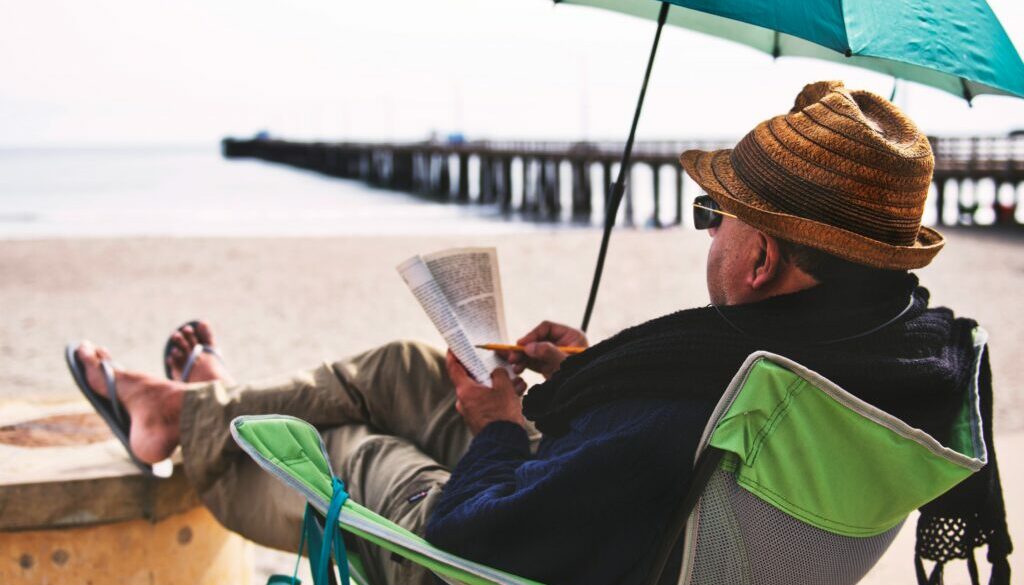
[446,351,526,436]
[501,321,588,379]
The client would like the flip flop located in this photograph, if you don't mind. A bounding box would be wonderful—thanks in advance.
[64,343,172,477]
[163,320,225,382]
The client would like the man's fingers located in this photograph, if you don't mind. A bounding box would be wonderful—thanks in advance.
[517,320,554,346]
[524,342,562,361]
[499,350,525,365]
[491,367,510,383]
[518,320,588,349]
[490,367,515,394]
[446,350,472,384]
[489,368,528,395]
[513,377,527,396]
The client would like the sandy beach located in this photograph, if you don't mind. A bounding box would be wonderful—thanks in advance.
[2,228,1022,583]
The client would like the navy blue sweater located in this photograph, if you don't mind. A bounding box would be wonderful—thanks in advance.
[425,398,712,585]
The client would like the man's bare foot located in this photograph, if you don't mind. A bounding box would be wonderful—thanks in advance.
[75,341,184,465]
[166,321,235,385]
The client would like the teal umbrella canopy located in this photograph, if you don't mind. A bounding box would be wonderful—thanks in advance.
[558,0,1024,101]
[571,0,1024,331]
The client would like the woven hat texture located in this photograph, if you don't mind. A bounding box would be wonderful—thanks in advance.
[680,80,944,269]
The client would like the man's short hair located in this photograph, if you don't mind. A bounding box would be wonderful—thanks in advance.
[776,239,908,284]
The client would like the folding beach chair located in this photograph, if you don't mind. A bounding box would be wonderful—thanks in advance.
[231,329,989,585]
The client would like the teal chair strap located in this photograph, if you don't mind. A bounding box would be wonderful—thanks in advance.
[268,477,352,585]
[316,477,351,585]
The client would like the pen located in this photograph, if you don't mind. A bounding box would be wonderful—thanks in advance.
[475,343,587,355]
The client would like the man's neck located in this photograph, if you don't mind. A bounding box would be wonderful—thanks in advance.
[727,269,820,306]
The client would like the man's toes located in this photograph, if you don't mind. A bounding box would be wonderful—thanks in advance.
[75,342,109,397]
[181,325,199,348]
[171,332,191,355]
[195,321,215,346]
[76,341,105,366]
[75,340,96,362]
[96,346,114,362]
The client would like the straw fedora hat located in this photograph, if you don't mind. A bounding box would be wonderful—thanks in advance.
[680,80,944,270]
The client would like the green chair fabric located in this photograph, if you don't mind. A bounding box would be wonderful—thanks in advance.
[676,329,988,585]
[705,351,986,538]
[231,330,987,585]
[230,414,544,585]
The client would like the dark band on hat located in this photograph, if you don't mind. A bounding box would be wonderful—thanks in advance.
[730,133,921,246]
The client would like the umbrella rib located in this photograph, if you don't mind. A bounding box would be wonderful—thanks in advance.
[580,0,671,332]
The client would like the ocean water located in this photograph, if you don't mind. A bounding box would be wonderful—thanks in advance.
[7,145,1007,239]
[0,146,565,239]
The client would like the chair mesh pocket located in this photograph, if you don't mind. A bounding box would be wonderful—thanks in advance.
[685,470,903,585]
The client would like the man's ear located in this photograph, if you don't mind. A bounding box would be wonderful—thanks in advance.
[749,232,781,290]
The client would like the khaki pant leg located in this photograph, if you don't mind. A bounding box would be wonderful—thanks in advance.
[181,363,362,497]
[189,443,311,552]
[332,340,542,460]
[327,425,450,585]
[330,340,473,468]
[178,340,471,553]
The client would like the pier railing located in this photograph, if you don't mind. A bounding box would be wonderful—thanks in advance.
[223,136,1024,228]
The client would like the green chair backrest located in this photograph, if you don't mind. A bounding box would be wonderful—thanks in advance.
[677,329,988,585]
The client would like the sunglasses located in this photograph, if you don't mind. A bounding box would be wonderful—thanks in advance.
[692,194,737,230]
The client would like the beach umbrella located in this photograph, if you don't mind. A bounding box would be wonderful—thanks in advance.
[574,0,1024,331]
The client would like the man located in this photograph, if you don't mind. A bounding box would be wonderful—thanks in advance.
[68,81,1010,585]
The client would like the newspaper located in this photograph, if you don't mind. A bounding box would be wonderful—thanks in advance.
[397,247,509,384]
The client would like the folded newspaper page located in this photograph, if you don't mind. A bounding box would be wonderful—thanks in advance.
[397,247,509,384]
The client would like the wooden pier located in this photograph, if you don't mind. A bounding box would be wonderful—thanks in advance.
[222,136,1024,228]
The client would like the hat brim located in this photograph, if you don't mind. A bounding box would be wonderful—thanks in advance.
[679,149,944,270]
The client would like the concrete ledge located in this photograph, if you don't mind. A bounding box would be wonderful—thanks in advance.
[0,402,196,531]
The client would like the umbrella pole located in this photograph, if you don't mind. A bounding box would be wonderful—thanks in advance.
[580,1,670,332]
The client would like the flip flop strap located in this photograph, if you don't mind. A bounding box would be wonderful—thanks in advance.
[99,359,125,426]
[181,344,223,383]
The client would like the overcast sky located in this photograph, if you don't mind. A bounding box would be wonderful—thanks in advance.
[2,0,1024,147]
